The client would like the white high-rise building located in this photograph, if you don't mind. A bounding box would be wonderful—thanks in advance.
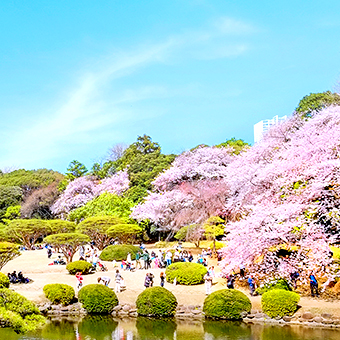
[254,115,287,143]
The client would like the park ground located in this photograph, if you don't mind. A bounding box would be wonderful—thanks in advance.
[3,246,340,318]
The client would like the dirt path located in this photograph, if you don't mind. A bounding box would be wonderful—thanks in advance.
[3,249,340,316]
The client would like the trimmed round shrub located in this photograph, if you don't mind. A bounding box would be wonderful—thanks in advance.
[262,289,300,318]
[99,244,140,261]
[203,289,251,319]
[255,278,291,295]
[136,287,177,317]
[43,283,75,306]
[78,284,118,314]
[165,262,207,285]
[66,260,93,275]
[0,272,10,288]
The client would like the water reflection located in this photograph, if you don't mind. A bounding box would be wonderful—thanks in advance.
[136,317,176,340]
[1,316,340,340]
[78,315,118,340]
[203,320,252,340]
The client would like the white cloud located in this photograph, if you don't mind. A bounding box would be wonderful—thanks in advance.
[214,17,257,35]
[0,16,257,170]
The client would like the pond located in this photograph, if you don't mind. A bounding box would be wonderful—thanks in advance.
[0,316,340,340]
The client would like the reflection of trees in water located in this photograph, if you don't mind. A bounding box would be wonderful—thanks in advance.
[78,315,118,340]
[203,320,251,340]
[136,317,176,340]
[41,318,78,340]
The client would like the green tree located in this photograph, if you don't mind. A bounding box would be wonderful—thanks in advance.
[44,233,90,263]
[174,224,204,248]
[66,160,88,181]
[68,193,134,223]
[116,135,176,203]
[295,91,340,118]
[0,169,63,195]
[3,205,21,221]
[107,224,143,244]
[90,161,117,179]
[5,219,51,249]
[48,220,76,234]
[203,216,225,254]
[76,216,126,250]
[0,186,23,221]
[215,138,250,155]
[0,242,21,270]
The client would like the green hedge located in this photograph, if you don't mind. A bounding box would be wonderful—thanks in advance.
[43,283,75,306]
[66,260,93,275]
[0,288,46,333]
[262,289,300,318]
[78,284,118,314]
[0,272,10,288]
[203,289,251,319]
[99,245,140,261]
[165,262,207,285]
[255,278,291,295]
[136,287,177,317]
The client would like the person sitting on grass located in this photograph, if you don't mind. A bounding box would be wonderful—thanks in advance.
[18,271,30,284]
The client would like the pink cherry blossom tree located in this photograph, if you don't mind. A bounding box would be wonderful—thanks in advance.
[52,170,129,216]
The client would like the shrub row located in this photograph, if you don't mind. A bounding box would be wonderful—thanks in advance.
[41,281,300,320]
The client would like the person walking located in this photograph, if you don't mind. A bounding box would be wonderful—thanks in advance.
[144,273,151,289]
[204,272,213,295]
[160,272,165,287]
[248,275,256,296]
[135,251,142,270]
[115,270,123,293]
[309,272,319,297]
[75,272,83,291]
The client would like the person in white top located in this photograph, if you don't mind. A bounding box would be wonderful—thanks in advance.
[165,251,172,267]
[97,276,111,286]
[127,252,132,264]
[204,272,213,295]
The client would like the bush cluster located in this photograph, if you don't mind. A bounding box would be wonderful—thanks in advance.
[66,260,93,275]
[203,289,251,319]
[78,284,118,314]
[0,272,10,288]
[136,287,177,317]
[261,289,300,318]
[99,244,140,261]
[209,241,225,250]
[43,283,75,306]
[154,241,176,248]
[255,278,291,295]
[0,288,45,333]
[165,262,207,285]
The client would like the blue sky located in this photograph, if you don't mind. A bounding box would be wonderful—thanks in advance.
[1,0,340,173]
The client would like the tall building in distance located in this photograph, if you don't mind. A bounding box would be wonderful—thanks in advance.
[254,115,287,143]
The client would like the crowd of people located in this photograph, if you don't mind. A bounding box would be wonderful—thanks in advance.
[42,242,330,298]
